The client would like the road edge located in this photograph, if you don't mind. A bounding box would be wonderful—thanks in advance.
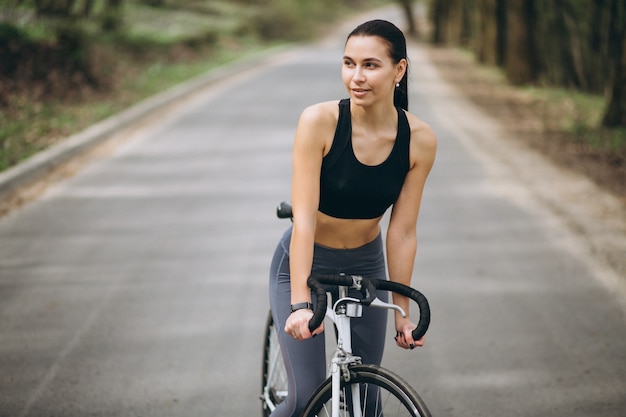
[0,44,290,201]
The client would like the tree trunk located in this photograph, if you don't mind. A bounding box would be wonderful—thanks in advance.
[602,0,626,127]
[398,0,417,36]
[588,0,611,93]
[429,0,466,45]
[473,0,507,66]
[430,0,447,44]
[474,0,498,65]
[429,0,443,45]
[505,0,536,85]
[81,0,95,17]
[445,0,464,45]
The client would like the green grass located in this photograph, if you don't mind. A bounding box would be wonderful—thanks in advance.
[0,0,389,171]
[523,85,626,154]
[122,2,227,45]
[0,38,269,170]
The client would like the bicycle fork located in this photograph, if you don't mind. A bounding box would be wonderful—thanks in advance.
[330,349,363,417]
[329,286,364,417]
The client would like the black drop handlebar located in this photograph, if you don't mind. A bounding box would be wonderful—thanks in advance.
[307,273,431,342]
[276,201,431,341]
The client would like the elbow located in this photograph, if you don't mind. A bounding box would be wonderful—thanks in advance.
[387,226,417,249]
[292,212,316,236]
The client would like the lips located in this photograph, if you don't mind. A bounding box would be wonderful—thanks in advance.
[352,88,370,97]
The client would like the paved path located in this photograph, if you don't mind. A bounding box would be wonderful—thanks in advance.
[0,8,624,417]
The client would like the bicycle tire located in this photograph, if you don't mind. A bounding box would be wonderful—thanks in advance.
[301,364,432,417]
[261,310,288,417]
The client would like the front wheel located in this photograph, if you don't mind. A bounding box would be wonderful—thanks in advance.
[301,364,432,417]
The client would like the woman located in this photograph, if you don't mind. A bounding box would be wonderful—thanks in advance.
[268,19,437,417]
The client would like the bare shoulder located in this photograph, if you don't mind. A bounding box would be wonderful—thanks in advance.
[295,101,340,153]
[299,100,340,127]
[405,111,437,149]
[404,111,437,168]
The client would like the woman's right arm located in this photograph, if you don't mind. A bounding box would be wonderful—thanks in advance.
[285,102,335,340]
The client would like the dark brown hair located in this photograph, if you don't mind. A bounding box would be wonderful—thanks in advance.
[347,19,409,110]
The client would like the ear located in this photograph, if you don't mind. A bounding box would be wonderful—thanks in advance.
[395,58,407,84]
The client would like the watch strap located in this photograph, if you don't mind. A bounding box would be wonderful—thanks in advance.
[290,302,313,312]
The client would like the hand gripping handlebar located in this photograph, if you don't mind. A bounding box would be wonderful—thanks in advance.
[370,279,431,341]
[306,272,431,341]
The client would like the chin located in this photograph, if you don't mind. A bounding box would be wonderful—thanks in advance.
[349,93,374,107]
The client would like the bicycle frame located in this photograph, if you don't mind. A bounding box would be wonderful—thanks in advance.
[265,204,432,417]
[326,278,407,417]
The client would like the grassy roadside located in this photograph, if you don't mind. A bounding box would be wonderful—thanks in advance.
[2,1,624,202]
[0,38,267,170]
[426,46,626,200]
[0,0,386,172]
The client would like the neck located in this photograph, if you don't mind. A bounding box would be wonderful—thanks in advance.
[350,98,397,128]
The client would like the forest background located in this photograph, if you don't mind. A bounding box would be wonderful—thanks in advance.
[0,0,624,199]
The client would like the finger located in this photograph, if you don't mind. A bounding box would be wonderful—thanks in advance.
[285,321,299,339]
[403,329,416,350]
[395,331,408,349]
[296,318,318,340]
[286,327,298,339]
[311,323,324,337]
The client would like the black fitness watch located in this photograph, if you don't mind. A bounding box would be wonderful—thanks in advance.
[290,302,313,313]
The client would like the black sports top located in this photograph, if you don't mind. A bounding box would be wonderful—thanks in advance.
[318,99,411,219]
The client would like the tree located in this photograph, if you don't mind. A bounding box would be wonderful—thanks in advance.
[101,0,124,31]
[588,0,612,93]
[429,0,470,45]
[430,0,448,44]
[473,0,506,67]
[81,0,95,17]
[504,0,536,85]
[397,0,417,36]
[602,0,626,127]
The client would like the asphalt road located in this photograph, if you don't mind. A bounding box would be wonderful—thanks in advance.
[1,9,625,417]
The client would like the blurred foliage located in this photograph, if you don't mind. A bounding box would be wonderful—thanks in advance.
[0,0,387,170]
[429,0,626,129]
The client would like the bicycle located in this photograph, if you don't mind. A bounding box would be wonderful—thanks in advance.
[261,202,433,417]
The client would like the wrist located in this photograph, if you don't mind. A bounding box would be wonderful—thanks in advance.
[395,310,409,321]
[290,301,313,313]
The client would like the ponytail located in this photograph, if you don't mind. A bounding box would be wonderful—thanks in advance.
[395,70,409,111]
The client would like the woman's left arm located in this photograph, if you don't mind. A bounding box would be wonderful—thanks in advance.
[387,115,437,349]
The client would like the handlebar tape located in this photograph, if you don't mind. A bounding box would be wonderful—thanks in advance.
[370,279,431,341]
[306,273,376,333]
[306,273,430,341]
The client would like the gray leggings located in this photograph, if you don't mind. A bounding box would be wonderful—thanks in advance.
[268,226,389,417]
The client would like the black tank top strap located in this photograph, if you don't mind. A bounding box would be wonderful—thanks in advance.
[321,99,351,174]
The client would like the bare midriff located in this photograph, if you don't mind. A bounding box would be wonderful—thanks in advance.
[314,210,383,249]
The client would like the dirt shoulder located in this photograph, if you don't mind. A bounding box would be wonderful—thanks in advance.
[424,43,626,283]
[426,45,626,201]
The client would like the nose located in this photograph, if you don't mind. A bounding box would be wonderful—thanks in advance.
[352,65,366,83]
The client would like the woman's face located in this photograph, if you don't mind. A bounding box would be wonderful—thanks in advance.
[342,35,406,106]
